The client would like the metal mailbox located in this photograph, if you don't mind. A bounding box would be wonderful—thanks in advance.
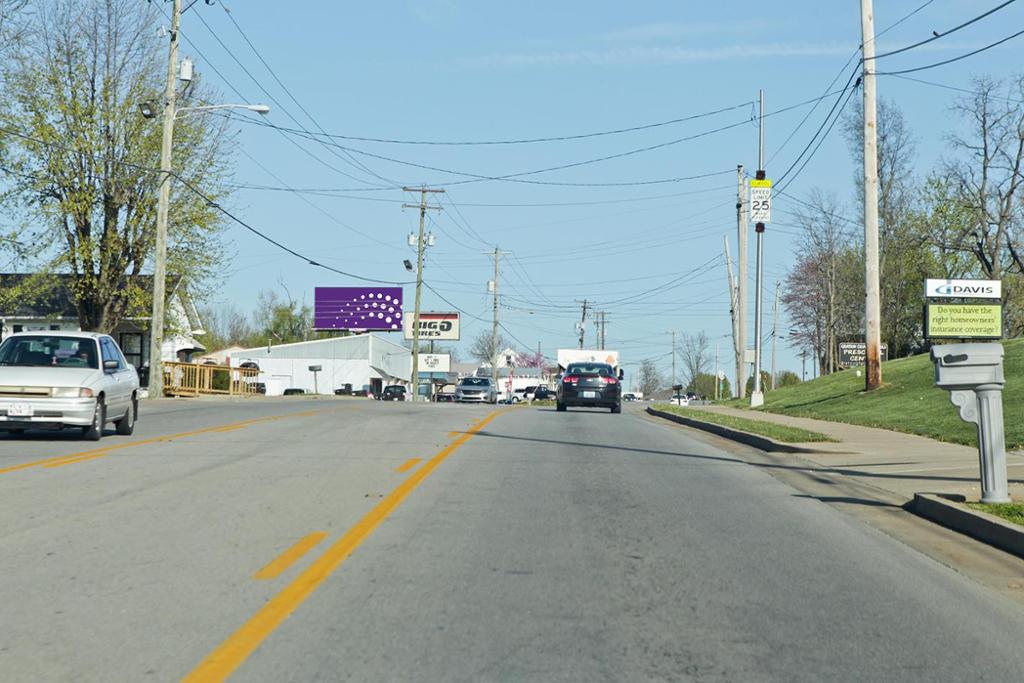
[931,343,1004,389]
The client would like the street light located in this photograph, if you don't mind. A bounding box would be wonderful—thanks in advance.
[140,3,270,399]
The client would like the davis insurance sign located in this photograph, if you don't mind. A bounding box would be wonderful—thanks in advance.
[403,312,460,341]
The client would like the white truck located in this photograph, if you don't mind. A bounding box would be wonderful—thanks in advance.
[556,349,620,373]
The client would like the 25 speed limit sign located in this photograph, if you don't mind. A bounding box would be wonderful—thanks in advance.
[749,178,772,223]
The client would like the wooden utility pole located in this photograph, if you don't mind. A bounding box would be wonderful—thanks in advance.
[724,234,740,398]
[403,186,444,401]
[147,0,181,399]
[490,247,500,387]
[861,0,883,390]
[671,330,677,389]
[735,164,747,399]
[770,281,780,390]
[576,299,589,349]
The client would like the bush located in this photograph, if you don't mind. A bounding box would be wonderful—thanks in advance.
[776,370,801,388]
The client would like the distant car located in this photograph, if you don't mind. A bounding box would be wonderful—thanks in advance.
[533,386,555,401]
[556,362,622,414]
[522,385,538,401]
[283,388,306,396]
[623,393,637,401]
[435,384,456,402]
[455,377,497,403]
[0,332,139,440]
[334,383,353,395]
[380,385,406,401]
[670,395,689,407]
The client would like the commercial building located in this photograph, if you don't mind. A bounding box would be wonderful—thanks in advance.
[228,333,410,396]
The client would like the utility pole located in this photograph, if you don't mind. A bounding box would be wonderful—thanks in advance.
[770,281,780,391]
[671,330,677,390]
[735,164,748,399]
[146,0,181,399]
[861,0,883,391]
[595,311,608,350]
[714,343,720,401]
[750,90,766,408]
[403,186,444,402]
[490,247,501,387]
[724,234,740,398]
[576,299,589,349]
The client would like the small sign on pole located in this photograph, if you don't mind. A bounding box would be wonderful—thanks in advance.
[749,178,772,223]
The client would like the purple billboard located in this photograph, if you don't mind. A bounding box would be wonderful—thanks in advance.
[314,287,404,331]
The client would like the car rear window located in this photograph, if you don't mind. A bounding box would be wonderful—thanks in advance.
[566,363,613,376]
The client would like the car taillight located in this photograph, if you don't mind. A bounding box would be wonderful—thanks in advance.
[564,376,579,384]
[603,377,618,385]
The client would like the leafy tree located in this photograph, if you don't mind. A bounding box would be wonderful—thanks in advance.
[745,370,771,396]
[776,370,801,388]
[251,289,312,346]
[637,359,664,397]
[0,0,233,332]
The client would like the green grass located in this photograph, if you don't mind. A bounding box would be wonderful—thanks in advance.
[722,339,1024,449]
[968,503,1024,527]
[652,404,836,443]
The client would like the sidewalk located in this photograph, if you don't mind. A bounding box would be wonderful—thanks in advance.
[686,405,1024,504]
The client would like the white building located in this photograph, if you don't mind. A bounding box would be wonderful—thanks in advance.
[229,333,410,396]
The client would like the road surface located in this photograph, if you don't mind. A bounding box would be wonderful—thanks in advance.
[2,398,1024,682]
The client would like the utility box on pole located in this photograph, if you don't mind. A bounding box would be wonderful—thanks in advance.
[930,343,1009,503]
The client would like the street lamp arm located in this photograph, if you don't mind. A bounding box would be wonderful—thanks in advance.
[175,103,270,118]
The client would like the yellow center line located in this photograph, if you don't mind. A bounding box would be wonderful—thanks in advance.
[253,532,329,581]
[43,451,111,469]
[0,409,325,475]
[395,458,421,473]
[183,408,508,682]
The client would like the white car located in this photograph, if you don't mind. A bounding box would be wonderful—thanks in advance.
[0,331,139,440]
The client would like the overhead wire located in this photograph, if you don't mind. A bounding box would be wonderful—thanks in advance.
[867,0,1018,61]
[875,28,1024,76]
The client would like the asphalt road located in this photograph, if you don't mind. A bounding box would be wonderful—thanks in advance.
[3,398,1024,682]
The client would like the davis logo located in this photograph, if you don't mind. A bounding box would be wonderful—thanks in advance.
[925,279,1001,300]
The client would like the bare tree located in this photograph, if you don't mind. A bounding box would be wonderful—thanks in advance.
[469,331,508,366]
[678,331,710,388]
[637,359,664,397]
[944,76,1024,334]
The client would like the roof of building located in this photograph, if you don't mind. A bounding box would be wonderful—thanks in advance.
[0,273,181,319]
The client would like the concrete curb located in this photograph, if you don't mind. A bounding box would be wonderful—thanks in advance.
[908,493,1024,560]
[645,407,815,454]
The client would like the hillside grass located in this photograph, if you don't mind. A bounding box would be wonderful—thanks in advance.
[724,338,1024,449]
[652,404,835,443]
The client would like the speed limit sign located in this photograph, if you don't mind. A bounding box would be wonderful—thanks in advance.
[749,178,772,223]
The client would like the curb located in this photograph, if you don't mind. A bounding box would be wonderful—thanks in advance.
[907,493,1024,560]
[645,407,814,454]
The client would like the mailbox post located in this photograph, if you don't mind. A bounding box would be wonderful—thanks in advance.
[930,343,1010,503]
[308,365,322,395]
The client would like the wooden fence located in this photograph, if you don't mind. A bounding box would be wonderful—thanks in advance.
[163,362,261,397]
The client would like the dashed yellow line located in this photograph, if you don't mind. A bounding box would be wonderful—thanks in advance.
[396,458,421,473]
[183,408,508,683]
[253,533,329,580]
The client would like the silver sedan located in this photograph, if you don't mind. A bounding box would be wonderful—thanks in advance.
[0,332,139,440]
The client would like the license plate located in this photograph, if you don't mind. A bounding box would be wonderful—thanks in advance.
[7,402,33,417]
[582,391,596,398]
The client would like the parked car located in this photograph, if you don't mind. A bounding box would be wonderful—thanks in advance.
[435,384,457,402]
[522,385,538,401]
[455,377,497,403]
[379,385,406,401]
[0,332,139,440]
[283,388,306,396]
[533,386,555,401]
[334,383,353,395]
[556,361,622,413]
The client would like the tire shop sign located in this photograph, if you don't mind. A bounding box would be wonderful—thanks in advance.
[403,312,460,341]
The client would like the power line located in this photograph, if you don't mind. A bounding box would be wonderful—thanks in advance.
[256,100,755,146]
[775,83,860,193]
[876,28,1024,76]
[869,0,1018,61]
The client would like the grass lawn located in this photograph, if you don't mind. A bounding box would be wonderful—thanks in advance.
[652,404,835,443]
[968,502,1024,528]
[723,338,1024,449]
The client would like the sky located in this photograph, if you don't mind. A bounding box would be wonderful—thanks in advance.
[165,0,1024,389]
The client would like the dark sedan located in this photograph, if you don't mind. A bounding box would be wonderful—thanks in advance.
[556,362,622,413]
[379,385,406,401]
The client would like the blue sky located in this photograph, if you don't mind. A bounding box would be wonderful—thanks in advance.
[172,0,1024,386]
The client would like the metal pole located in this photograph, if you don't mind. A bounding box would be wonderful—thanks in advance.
[147,0,181,399]
[861,0,883,391]
[715,343,720,401]
[751,90,766,407]
[671,331,676,390]
[736,164,747,399]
